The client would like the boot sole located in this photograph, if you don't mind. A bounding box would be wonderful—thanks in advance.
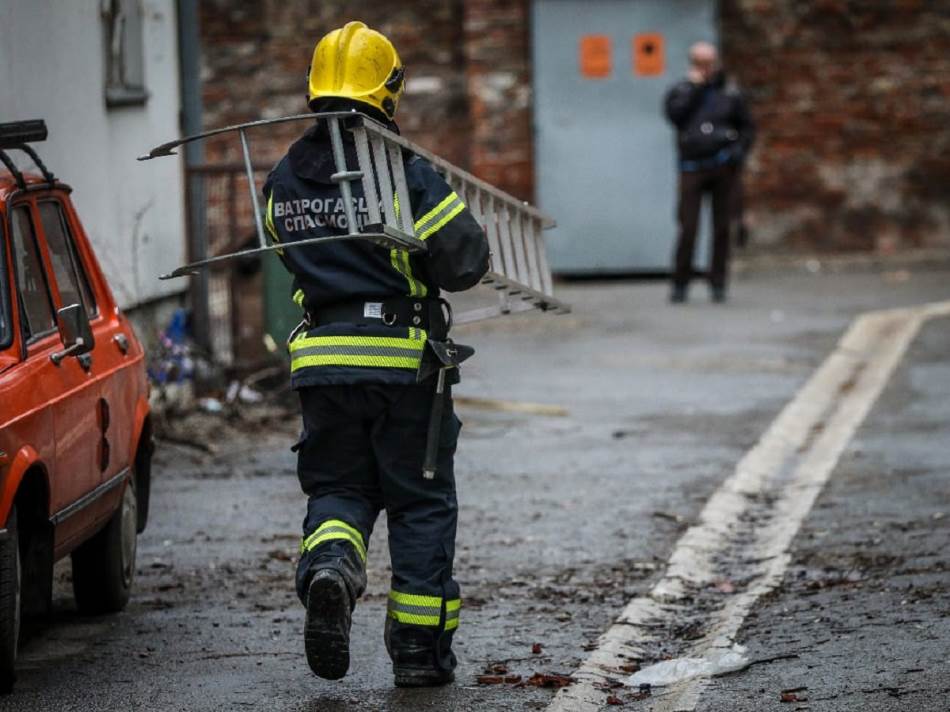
[394,667,455,688]
[304,572,350,680]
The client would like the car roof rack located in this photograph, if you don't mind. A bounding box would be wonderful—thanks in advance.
[0,119,56,190]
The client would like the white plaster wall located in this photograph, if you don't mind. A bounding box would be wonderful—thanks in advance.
[0,0,186,308]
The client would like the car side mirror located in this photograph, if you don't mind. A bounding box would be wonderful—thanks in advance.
[51,303,93,365]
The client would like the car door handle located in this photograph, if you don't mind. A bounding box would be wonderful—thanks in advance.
[113,333,129,355]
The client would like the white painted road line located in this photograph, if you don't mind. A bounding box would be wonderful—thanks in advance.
[549,301,950,712]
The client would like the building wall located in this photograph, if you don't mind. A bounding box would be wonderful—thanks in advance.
[0,0,187,308]
[198,0,471,170]
[197,0,950,254]
[721,0,950,251]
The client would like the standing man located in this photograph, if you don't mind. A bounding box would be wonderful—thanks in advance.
[664,42,754,303]
[263,22,489,687]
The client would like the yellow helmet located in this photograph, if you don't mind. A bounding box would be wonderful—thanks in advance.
[307,21,405,119]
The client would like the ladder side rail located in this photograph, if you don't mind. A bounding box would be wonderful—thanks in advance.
[369,134,399,229]
[453,300,536,326]
[238,128,268,250]
[159,231,426,280]
[387,141,415,235]
[327,117,360,234]
[351,125,382,225]
[489,271,570,313]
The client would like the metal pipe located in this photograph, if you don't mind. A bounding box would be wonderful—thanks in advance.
[176,0,210,355]
[239,128,267,249]
[327,118,359,234]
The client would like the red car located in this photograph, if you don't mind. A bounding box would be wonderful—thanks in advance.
[0,121,153,691]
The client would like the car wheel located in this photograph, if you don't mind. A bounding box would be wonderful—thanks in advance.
[0,506,21,693]
[72,480,137,615]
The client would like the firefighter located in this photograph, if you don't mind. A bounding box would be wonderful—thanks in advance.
[262,22,490,686]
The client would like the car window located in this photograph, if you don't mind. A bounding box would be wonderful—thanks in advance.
[11,206,56,339]
[0,221,11,349]
[38,201,98,317]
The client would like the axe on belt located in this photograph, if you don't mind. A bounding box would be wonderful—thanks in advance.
[416,338,474,480]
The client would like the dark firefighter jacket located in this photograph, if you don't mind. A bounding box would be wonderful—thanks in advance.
[664,71,755,169]
[263,120,490,388]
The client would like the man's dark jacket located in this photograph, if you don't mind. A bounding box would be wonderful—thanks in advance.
[664,71,755,166]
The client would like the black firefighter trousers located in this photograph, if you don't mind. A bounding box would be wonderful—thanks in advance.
[293,384,461,672]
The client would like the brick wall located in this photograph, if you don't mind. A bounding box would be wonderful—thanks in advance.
[198,0,949,252]
[721,0,950,251]
[463,0,534,201]
[198,0,471,169]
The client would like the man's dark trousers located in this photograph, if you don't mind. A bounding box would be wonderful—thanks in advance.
[293,383,461,670]
[673,164,737,291]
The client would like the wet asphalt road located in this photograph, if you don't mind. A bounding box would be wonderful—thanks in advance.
[3,265,949,711]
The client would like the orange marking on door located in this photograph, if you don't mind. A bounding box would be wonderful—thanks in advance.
[633,33,664,76]
[579,35,612,79]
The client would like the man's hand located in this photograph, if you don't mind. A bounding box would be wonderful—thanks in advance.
[687,66,705,84]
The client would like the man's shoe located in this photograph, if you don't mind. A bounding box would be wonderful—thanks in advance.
[304,570,352,680]
[670,285,687,303]
[394,666,455,688]
[711,286,727,303]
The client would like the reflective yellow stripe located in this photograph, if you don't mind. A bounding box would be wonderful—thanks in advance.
[388,610,441,626]
[389,591,442,608]
[387,592,462,628]
[292,354,420,369]
[414,192,460,232]
[289,333,427,372]
[293,289,305,308]
[265,193,283,255]
[417,201,465,241]
[389,247,426,298]
[301,531,367,560]
[290,335,427,351]
[301,519,366,561]
[390,191,427,297]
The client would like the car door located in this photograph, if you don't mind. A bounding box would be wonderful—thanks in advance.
[37,198,132,491]
[43,199,138,490]
[9,200,101,546]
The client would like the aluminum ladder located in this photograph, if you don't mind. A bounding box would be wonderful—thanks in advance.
[140,112,569,323]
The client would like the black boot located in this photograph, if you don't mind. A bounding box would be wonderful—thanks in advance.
[385,618,456,687]
[304,569,353,680]
[670,284,688,303]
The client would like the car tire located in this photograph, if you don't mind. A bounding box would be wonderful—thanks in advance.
[72,481,137,615]
[0,506,21,694]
